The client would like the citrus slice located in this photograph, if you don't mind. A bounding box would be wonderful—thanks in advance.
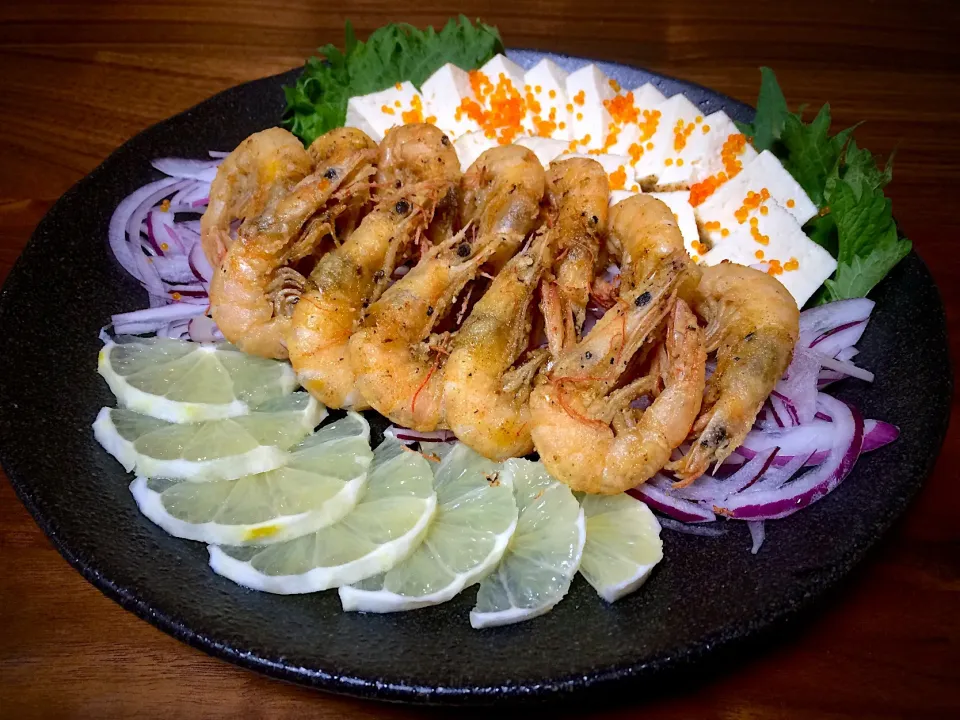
[207,438,436,594]
[129,412,372,545]
[578,493,663,602]
[339,443,518,613]
[93,393,325,481]
[469,459,585,628]
[99,336,297,422]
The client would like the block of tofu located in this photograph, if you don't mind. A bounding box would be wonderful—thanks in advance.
[560,152,636,191]
[690,110,758,184]
[344,82,422,142]
[700,199,836,307]
[419,63,481,139]
[649,191,701,259]
[522,59,572,140]
[608,83,667,168]
[566,64,617,151]
[479,54,526,89]
[515,136,568,167]
[697,150,818,230]
[454,131,498,172]
[608,189,638,206]
[632,93,703,189]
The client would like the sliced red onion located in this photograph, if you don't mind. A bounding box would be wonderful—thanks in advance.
[775,348,820,423]
[159,318,192,339]
[208,150,231,158]
[799,298,874,348]
[151,255,196,284]
[383,426,457,444]
[739,421,832,465]
[740,452,812,494]
[187,315,223,342]
[188,242,215,285]
[108,177,181,281]
[747,520,766,554]
[811,320,869,356]
[658,517,728,537]
[815,352,875,382]
[862,419,899,453]
[151,157,221,182]
[629,482,716,523]
[715,394,864,520]
[112,303,206,335]
[669,448,777,503]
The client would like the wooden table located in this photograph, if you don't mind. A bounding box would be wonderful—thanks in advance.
[1,1,958,717]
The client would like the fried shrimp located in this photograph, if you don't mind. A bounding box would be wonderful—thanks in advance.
[209,144,376,359]
[668,263,799,485]
[443,229,554,460]
[350,146,546,430]
[539,158,609,353]
[288,124,461,408]
[529,257,701,494]
[606,193,700,299]
[200,127,313,265]
[459,145,546,268]
[305,127,379,240]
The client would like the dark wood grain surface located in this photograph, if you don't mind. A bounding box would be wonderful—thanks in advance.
[1,1,958,717]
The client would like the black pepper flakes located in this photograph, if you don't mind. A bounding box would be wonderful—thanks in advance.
[635,291,652,307]
[395,199,410,214]
[457,243,471,258]
[323,167,338,180]
[426,306,434,316]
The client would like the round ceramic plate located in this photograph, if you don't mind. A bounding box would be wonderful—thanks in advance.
[0,51,950,705]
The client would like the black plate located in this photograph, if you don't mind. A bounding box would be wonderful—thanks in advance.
[0,51,951,705]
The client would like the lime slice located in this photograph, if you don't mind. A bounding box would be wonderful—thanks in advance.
[99,336,297,423]
[129,412,372,545]
[93,393,325,481]
[339,443,518,613]
[578,494,663,602]
[207,438,437,594]
[469,459,585,628]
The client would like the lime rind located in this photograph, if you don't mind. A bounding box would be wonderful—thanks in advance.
[93,393,325,481]
[469,459,586,629]
[207,438,437,594]
[578,493,663,603]
[129,412,371,545]
[98,337,297,423]
[338,443,519,613]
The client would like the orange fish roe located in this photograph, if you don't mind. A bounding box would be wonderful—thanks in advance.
[576,112,584,121]
[566,103,574,112]
[630,183,639,192]
[645,141,654,151]
[609,165,627,190]
[381,104,396,115]
[749,217,759,227]
[703,221,722,232]
[673,118,696,152]
[159,199,171,212]
[394,100,402,108]
[784,257,800,271]
[664,158,674,166]
[755,250,765,260]
[573,90,586,106]
[603,92,639,125]
[639,109,661,142]
[160,242,170,252]
[702,124,711,134]
[535,84,543,93]
[534,118,557,137]
[394,82,402,90]
[786,199,796,208]
[696,115,703,123]
[750,225,770,246]
[558,121,566,130]
[767,259,783,276]
[721,228,730,237]
[580,134,592,146]
[425,115,437,125]
[549,89,557,99]
[600,124,620,153]
[171,291,182,301]
[401,94,424,124]
[568,140,578,152]
[733,188,771,223]
[609,78,621,92]
[525,90,542,117]
[458,70,527,144]
[760,205,769,216]
[549,107,557,121]
[677,158,684,166]
[628,143,643,164]
[688,134,750,207]
[691,240,709,255]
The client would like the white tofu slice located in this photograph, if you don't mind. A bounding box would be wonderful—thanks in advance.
[343,82,423,143]
[419,63,481,139]
[522,59,572,140]
[690,110,758,184]
[515,136,569,167]
[697,150,818,228]
[560,152,637,191]
[566,64,617,151]
[700,200,836,307]
[608,189,638,206]
[479,54,526,89]
[649,191,701,259]
[632,82,667,108]
[632,93,702,189]
[453,131,499,172]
